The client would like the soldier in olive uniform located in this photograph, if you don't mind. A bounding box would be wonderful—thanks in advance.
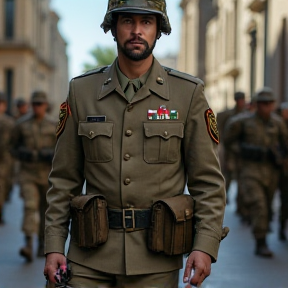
[217,91,246,198]
[11,91,56,261]
[44,1,227,287]
[278,102,288,241]
[224,87,288,257]
[14,98,29,119]
[0,92,15,224]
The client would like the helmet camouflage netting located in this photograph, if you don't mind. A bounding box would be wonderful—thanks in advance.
[101,0,171,35]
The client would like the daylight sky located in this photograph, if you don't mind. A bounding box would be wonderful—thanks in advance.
[50,0,182,78]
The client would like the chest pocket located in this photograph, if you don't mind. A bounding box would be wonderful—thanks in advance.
[78,122,113,163]
[144,122,184,164]
[39,124,56,148]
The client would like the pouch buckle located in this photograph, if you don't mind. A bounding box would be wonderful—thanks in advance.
[122,208,135,232]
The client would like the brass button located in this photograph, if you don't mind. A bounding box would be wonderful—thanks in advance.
[125,130,132,136]
[89,131,94,137]
[164,131,168,136]
[185,209,191,217]
[124,178,131,185]
[156,77,164,85]
[124,154,131,161]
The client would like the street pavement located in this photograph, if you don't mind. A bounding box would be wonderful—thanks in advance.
[0,182,287,288]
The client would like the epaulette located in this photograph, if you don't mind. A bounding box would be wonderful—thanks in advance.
[162,66,204,86]
[73,66,109,79]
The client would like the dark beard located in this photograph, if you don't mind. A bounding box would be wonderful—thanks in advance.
[116,35,157,61]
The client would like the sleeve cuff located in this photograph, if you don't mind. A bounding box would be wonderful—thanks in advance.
[44,235,67,255]
[192,232,220,262]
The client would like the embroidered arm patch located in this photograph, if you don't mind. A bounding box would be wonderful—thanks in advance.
[205,108,219,144]
[56,101,71,139]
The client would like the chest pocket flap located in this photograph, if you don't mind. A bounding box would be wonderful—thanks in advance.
[144,122,184,140]
[78,122,113,140]
[78,122,114,163]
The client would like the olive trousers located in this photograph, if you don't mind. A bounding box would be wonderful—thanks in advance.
[240,176,278,239]
[47,260,179,288]
[21,181,48,243]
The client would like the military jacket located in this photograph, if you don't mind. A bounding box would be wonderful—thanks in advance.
[45,58,226,275]
[217,106,246,139]
[10,113,57,184]
[224,112,288,184]
[0,113,14,177]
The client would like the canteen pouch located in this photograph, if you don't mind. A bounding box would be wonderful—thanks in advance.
[148,194,194,255]
[70,194,108,248]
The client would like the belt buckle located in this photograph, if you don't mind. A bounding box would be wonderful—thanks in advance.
[122,208,135,232]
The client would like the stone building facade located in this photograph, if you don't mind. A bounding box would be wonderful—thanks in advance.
[0,0,68,117]
[179,0,288,113]
[177,0,217,81]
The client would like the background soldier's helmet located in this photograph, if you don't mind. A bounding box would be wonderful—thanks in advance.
[234,91,245,100]
[101,0,171,35]
[255,87,275,102]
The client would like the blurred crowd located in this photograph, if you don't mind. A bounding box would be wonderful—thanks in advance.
[0,91,56,262]
[217,87,288,258]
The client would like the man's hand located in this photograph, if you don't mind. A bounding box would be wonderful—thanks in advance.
[44,252,67,284]
[183,250,211,287]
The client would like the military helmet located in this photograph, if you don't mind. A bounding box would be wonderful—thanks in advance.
[101,0,171,35]
[255,87,275,102]
[31,91,48,103]
[234,91,245,100]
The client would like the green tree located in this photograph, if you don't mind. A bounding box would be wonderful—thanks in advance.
[83,46,117,72]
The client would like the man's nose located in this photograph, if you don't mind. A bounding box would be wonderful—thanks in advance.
[131,22,142,35]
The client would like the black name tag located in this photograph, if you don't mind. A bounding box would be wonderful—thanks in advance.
[86,115,106,122]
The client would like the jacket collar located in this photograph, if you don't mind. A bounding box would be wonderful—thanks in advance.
[98,57,169,102]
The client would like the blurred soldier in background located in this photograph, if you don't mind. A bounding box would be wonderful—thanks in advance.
[0,92,15,224]
[10,91,56,261]
[224,87,288,257]
[14,98,29,119]
[278,102,288,241]
[217,91,246,202]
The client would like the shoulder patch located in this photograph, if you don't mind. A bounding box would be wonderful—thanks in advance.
[56,101,71,139]
[74,66,109,79]
[205,108,219,144]
[162,66,204,86]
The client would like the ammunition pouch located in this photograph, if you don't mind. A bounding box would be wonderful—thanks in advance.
[38,148,54,163]
[148,194,194,255]
[70,194,109,248]
[267,146,283,168]
[18,147,35,162]
[241,143,283,167]
[240,143,266,162]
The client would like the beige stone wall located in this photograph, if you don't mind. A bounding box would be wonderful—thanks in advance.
[178,0,217,81]
[0,0,68,118]
[179,0,288,113]
[178,0,199,76]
